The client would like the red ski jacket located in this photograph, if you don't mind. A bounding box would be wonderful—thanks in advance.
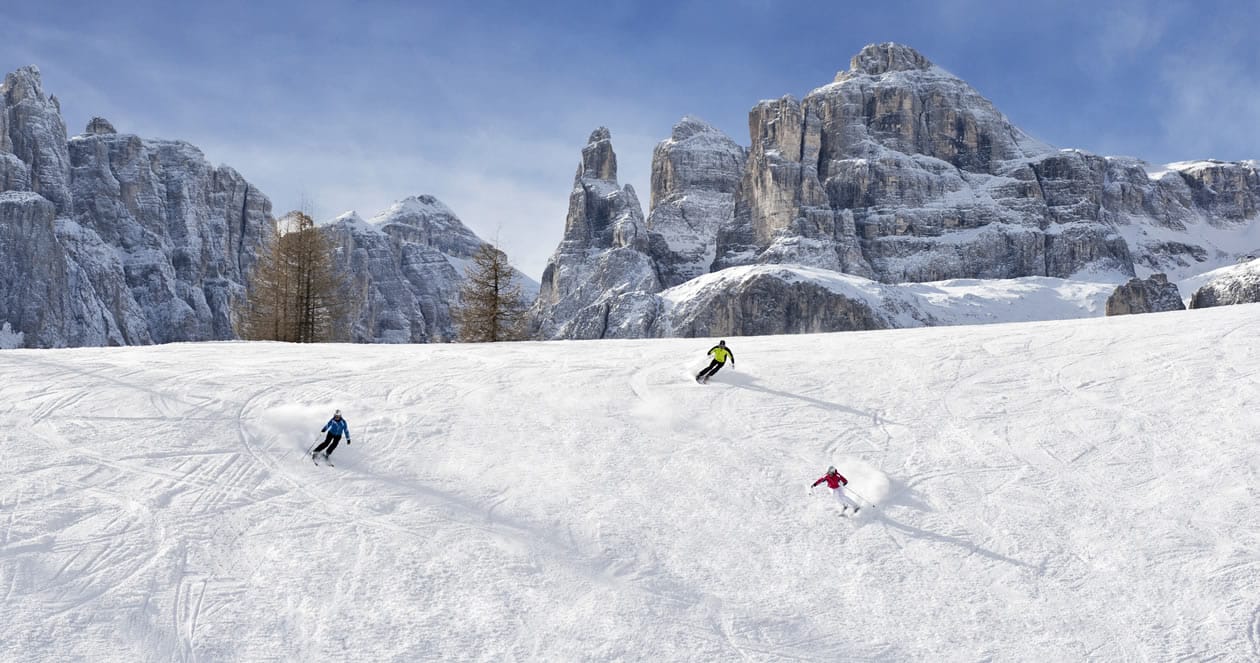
[812,472,848,489]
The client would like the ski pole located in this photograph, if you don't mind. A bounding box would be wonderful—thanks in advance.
[847,486,877,509]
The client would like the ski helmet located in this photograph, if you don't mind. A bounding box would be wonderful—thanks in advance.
[719,340,726,346]
[827,465,837,474]
[334,409,342,417]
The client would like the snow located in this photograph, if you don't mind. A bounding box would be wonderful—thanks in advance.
[1115,210,1260,281]
[8,306,1259,659]
[662,264,1117,327]
[371,195,458,224]
[1178,256,1260,304]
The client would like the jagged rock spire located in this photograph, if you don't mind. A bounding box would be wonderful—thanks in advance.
[1,65,72,214]
[580,126,617,181]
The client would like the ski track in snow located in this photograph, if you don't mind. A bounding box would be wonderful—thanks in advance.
[2,305,1260,661]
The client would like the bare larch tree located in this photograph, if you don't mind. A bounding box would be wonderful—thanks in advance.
[452,243,528,342]
[235,211,349,342]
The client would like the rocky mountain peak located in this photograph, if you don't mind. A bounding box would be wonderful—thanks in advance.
[85,117,116,135]
[1,65,45,103]
[843,42,935,78]
[2,64,72,214]
[668,115,717,142]
[580,126,617,181]
[375,194,458,223]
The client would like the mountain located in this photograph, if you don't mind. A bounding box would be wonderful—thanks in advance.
[1188,256,1260,308]
[326,195,539,343]
[531,127,664,339]
[647,116,747,287]
[6,304,1259,659]
[0,65,531,348]
[0,65,272,347]
[534,43,1260,338]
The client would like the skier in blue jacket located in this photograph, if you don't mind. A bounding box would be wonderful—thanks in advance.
[312,410,350,462]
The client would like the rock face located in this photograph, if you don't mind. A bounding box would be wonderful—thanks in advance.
[646,117,746,287]
[326,196,536,343]
[85,117,116,135]
[714,43,1136,282]
[3,66,72,214]
[0,66,273,347]
[1189,258,1260,309]
[532,128,663,339]
[1,66,535,348]
[1104,274,1185,316]
[665,270,890,337]
[534,43,1260,339]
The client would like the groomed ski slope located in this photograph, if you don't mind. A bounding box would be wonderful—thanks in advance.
[3,304,1260,662]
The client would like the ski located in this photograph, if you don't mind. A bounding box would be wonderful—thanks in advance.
[311,453,334,467]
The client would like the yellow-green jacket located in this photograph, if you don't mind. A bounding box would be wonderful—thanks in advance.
[708,345,733,364]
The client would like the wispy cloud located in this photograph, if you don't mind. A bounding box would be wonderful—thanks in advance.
[1157,52,1260,163]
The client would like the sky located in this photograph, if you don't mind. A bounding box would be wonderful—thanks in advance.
[4,0,1259,279]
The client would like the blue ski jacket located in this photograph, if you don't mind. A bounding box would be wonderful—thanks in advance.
[322,417,350,439]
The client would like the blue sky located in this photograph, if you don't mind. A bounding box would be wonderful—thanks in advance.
[5,0,1258,278]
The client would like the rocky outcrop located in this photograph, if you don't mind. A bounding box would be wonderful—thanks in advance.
[0,192,72,343]
[713,43,1141,282]
[665,270,890,337]
[533,128,663,339]
[533,42,1260,339]
[1189,258,1260,309]
[326,196,535,343]
[579,265,1117,338]
[647,117,746,287]
[65,132,272,343]
[1104,274,1185,316]
[0,65,543,348]
[2,66,72,214]
[0,65,273,347]
[85,117,116,135]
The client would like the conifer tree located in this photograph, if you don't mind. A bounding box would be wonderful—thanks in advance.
[235,211,349,342]
[452,243,528,342]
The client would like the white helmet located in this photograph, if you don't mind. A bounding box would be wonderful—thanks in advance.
[827,465,837,473]
[334,409,342,417]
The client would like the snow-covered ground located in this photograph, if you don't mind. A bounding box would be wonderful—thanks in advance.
[3,304,1260,661]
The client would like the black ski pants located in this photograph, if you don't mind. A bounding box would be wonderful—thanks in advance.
[698,359,725,379]
[313,432,342,457]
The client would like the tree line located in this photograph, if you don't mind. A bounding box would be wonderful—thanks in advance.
[234,210,528,343]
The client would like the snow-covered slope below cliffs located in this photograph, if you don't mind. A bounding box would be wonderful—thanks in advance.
[4,304,1259,660]
[654,265,1116,337]
[1183,256,1260,309]
[326,196,538,343]
[1117,159,1260,281]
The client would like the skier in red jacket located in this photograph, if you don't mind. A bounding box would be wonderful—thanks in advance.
[812,466,860,514]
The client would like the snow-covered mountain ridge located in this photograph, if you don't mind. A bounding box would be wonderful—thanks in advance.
[5,305,1260,660]
[325,195,539,343]
[0,65,521,347]
[534,43,1260,338]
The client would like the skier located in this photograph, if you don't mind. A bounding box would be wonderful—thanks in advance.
[811,466,860,514]
[311,409,350,464]
[695,340,734,384]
